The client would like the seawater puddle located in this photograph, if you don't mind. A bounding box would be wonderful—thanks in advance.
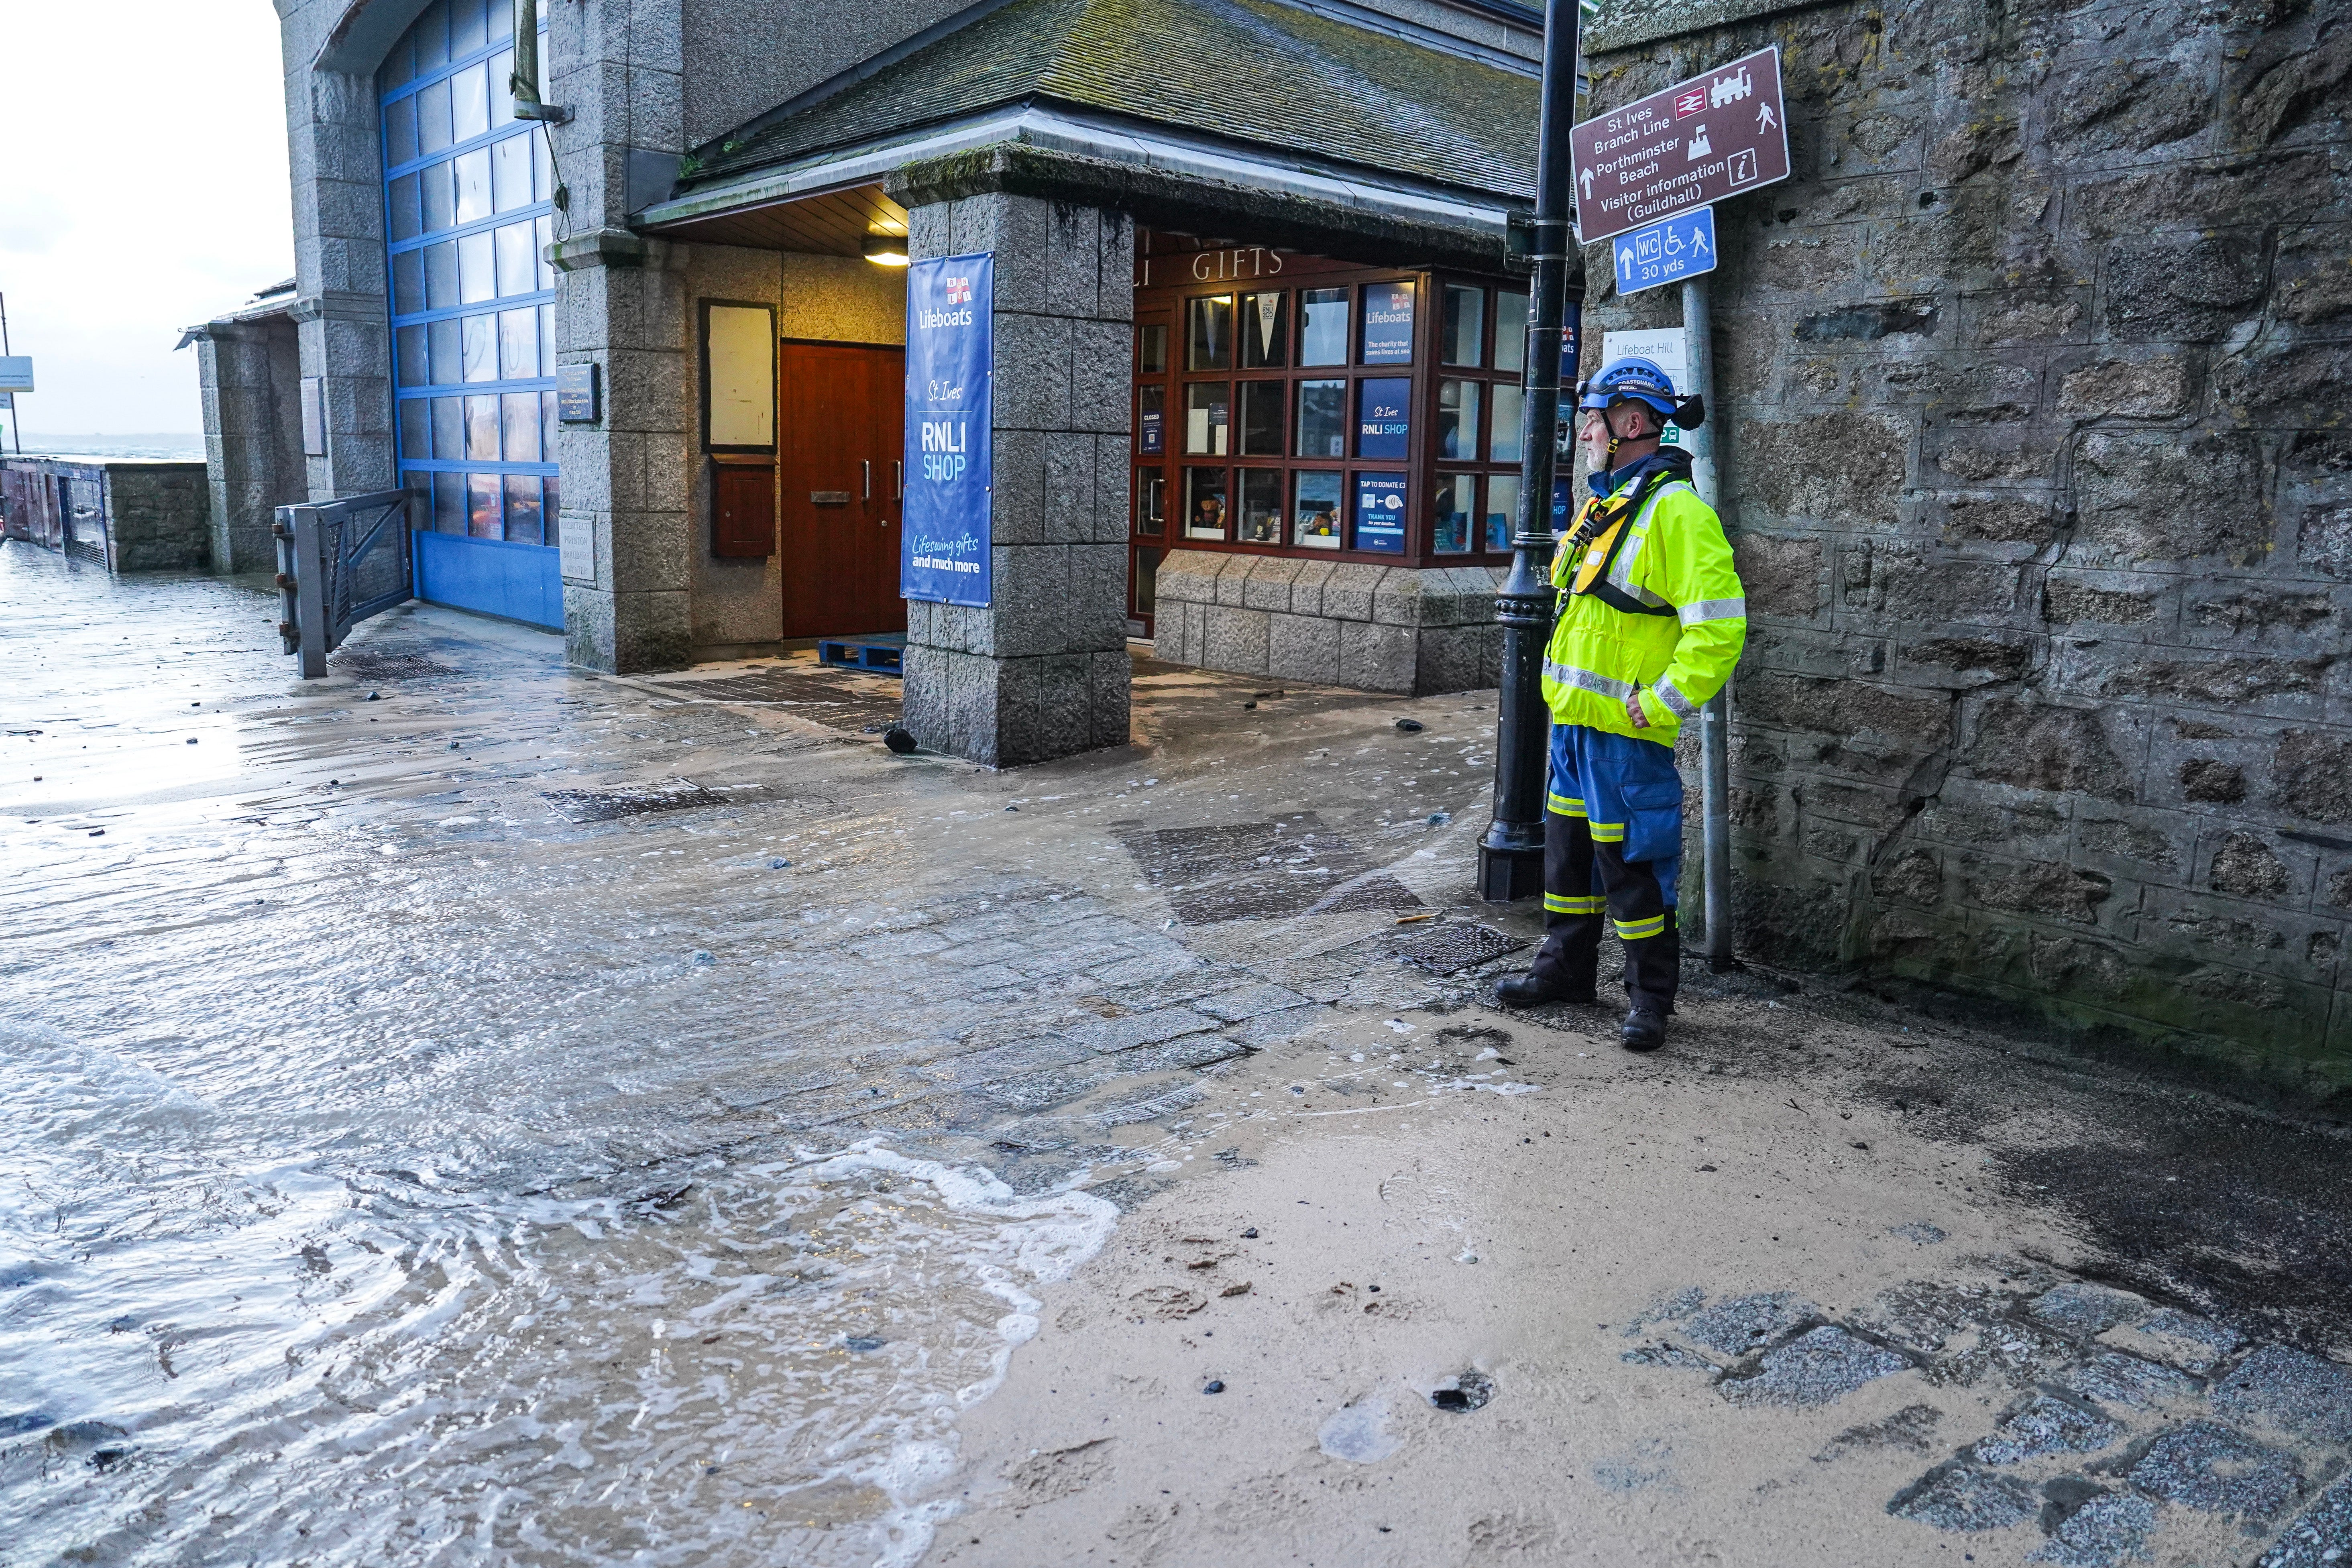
[0,1026,1115,1567]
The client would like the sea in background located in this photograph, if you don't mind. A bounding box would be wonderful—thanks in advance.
[8,434,206,461]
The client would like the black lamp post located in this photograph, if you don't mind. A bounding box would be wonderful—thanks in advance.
[1478,0,1583,903]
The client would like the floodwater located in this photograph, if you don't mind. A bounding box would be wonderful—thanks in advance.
[0,546,1496,1564]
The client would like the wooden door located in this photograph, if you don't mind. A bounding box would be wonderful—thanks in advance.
[780,341,905,639]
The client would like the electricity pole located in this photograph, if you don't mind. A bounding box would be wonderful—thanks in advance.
[1478,0,1582,902]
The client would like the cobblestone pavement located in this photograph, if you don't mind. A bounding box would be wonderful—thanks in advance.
[2,547,2348,1568]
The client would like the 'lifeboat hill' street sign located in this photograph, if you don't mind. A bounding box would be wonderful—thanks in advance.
[1570,46,1792,245]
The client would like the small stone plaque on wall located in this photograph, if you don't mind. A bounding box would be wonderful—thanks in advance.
[558,509,595,584]
[557,362,601,424]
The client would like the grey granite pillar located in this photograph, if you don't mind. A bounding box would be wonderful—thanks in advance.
[192,314,304,574]
[546,0,694,674]
[898,193,1133,766]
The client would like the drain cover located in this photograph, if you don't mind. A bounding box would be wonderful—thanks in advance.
[1389,922,1527,975]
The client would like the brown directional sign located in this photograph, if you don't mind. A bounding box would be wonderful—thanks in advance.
[1570,45,1792,244]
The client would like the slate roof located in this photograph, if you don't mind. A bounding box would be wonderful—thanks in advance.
[676,0,1537,202]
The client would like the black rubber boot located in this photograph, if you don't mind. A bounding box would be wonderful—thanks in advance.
[1620,1006,1668,1052]
[1495,971,1598,1007]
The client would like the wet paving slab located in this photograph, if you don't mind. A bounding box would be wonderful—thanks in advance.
[0,548,1519,1565]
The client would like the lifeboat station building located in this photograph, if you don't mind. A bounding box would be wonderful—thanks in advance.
[215,0,1545,763]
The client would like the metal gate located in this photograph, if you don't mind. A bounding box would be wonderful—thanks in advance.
[275,490,414,677]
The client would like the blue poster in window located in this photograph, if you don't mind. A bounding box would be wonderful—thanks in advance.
[1361,281,1416,364]
[902,253,994,606]
[1354,471,1407,553]
[1356,377,1411,460]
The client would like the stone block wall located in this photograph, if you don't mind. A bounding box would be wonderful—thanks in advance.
[105,466,214,572]
[898,193,1134,766]
[1153,551,1506,696]
[1582,0,2352,1099]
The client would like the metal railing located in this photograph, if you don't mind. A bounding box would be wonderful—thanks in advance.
[274,489,413,677]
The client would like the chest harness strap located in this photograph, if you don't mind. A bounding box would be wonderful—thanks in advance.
[1560,470,1679,619]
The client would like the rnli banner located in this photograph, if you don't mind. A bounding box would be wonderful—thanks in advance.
[902,253,994,607]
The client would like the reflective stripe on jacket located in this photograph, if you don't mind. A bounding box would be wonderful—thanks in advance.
[1541,470,1746,746]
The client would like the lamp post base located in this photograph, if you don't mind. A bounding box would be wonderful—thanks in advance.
[1476,843,1545,903]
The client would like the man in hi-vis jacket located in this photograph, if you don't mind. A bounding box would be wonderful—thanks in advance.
[1495,356,1747,1052]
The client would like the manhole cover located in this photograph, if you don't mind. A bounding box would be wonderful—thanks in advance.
[1389,922,1526,975]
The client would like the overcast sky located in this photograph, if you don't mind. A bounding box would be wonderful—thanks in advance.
[1,2,294,435]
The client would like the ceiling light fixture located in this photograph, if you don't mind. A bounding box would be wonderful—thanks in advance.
[862,233,909,267]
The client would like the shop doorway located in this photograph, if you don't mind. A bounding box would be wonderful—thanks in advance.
[780,340,905,639]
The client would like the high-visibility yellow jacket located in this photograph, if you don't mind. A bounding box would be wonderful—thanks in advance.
[1542,458,1746,746]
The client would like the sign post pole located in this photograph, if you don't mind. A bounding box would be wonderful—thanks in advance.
[1478,0,1581,903]
[1680,277,1737,971]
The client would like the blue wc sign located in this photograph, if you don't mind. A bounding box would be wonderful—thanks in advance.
[902,253,994,607]
[1609,207,1717,297]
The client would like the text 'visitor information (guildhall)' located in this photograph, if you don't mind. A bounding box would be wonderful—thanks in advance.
[1570,46,1791,244]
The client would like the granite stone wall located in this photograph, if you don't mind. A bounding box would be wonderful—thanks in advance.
[105,466,214,573]
[1580,0,2352,1098]
[1154,552,1507,696]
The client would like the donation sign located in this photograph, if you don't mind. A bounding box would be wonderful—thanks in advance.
[902,253,995,607]
[1570,46,1789,244]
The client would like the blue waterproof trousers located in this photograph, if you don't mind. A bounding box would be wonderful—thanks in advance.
[1529,722,1684,1012]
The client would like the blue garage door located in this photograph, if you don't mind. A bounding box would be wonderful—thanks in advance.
[378,0,562,628]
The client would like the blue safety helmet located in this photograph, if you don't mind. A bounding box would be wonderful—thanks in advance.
[1577,356,1679,418]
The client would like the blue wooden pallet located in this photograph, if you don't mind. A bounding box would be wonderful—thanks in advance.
[817,633,905,676]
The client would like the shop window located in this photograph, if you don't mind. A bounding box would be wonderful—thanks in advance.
[1441,285,1485,367]
[1138,385,1165,455]
[1294,471,1342,548]
[1490,383,1525,464]
[1299,287,1349,366]
[1361,281,1415,365]
[1187,295,1233,371]
[1239,291,1288,369]
[1356,378,1411,460]
[1238,381,1284,457]
[1185,467,1228,539]
[1485,474,1520,551]
[1133,246,1523,569]
[1135,469,1165,535]
[1353,472,1407,553]
[1495,288,1530,374]
[1438,380,1480,461]
[1184,383,1229,456]
[1295,379,1346,458]
[1434,473,1476,554]
[1238,469,1284,544]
